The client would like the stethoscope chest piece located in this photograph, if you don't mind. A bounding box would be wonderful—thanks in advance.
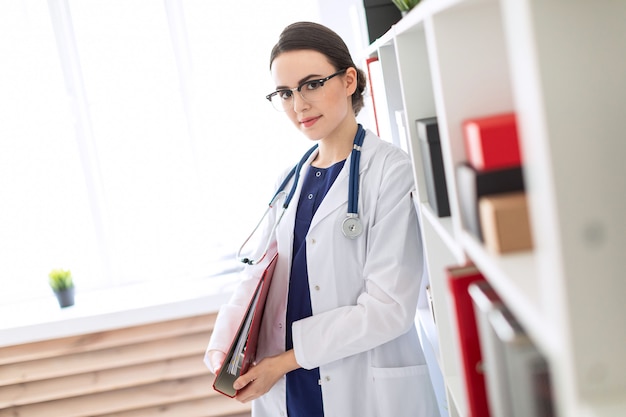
[342,215,362,239]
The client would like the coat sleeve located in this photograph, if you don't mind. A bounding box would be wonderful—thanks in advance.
[291,148,424,370]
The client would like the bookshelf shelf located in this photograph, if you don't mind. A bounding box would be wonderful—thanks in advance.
[420,203,462,262]
[459,232,539,315]
[458,231,559,357]
[362,0,626,416]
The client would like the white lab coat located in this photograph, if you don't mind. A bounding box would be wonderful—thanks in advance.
[206,130,438,417]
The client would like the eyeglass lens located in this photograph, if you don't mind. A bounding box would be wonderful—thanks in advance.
[269,81,326,111]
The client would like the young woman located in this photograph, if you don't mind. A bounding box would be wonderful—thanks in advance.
[205,21,437,417]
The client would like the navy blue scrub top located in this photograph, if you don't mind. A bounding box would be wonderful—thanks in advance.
[286,160,345,417]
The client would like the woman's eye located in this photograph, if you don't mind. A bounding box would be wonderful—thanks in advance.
[305,80,323,90]
[277,90,293,100]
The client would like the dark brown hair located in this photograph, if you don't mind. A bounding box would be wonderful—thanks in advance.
[270,21,367,116]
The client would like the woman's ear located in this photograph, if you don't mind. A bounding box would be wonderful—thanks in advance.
[344,67,358,96]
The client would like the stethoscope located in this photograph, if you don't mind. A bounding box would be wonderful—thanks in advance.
[237,125,366,265]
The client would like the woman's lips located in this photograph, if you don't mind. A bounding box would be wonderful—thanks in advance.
[300,116,320,128]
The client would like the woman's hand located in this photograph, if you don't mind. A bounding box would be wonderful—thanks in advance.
[207,350,226,375]
[233,350,299,403]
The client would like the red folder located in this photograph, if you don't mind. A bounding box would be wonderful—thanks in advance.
[366,56,382,137]
[463,112,522,171]
[213,253,278,397]
[446,264,491,417]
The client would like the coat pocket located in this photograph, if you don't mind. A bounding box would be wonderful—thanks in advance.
[371,364,438,417]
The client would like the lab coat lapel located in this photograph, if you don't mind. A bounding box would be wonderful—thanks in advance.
[309,131,374,231]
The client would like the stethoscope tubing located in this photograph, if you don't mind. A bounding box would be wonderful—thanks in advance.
[348,127,365,214]
[237,125,365,264]
[237,143,318,265]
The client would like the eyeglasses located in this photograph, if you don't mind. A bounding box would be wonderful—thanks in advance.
[265,69,347,112]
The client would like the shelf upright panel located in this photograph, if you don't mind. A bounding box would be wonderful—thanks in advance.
[392,23,434,205]
[501,1,626,415]
[375,42,403,149]
[421,216,468,417]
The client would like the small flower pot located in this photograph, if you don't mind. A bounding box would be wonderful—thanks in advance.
[54,287,75,308]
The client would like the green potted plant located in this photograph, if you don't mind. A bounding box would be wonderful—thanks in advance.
[392,0,421,15]
[49,268,75,308]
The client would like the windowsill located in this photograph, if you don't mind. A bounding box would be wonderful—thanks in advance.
[0,273,240,348]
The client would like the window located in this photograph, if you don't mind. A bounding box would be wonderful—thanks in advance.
[0,0,320,304]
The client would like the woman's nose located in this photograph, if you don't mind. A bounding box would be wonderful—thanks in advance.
[292,92,310,112]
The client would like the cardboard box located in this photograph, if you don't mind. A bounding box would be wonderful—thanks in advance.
[479,192,533,253]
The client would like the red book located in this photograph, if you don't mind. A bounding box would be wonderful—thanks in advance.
[463,113,522,171]
[446,264,491,417]
[366,57,381,137]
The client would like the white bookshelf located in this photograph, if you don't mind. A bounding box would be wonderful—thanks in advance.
[364,1,626,416]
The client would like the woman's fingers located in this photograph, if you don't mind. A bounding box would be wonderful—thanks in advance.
[233,350,300,403]
[234,359,281,403]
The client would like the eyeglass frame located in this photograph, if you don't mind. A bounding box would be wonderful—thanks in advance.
[265,68,348,111]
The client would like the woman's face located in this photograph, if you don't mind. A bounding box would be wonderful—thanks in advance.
[270,49,357,142]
